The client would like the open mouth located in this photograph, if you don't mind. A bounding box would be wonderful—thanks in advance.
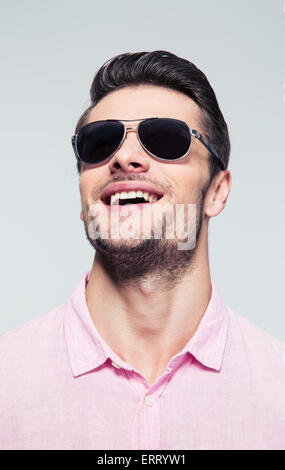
[103,190,163,206]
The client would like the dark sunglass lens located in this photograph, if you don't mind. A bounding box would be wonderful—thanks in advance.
[138,118,191,160]
[76,120,124,164]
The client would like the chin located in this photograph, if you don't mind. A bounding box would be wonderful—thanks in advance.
[94,236,152,254]
[105,237,145,248]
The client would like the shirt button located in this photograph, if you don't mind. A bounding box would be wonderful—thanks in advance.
[144,395,154,407]
[111,362,121,369]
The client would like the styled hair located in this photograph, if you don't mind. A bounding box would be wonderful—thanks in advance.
[74,50,230,178]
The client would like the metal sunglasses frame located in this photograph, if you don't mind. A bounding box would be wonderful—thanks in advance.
[71,117,225,170]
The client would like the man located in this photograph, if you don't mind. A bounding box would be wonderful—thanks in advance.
[0,50,284,450]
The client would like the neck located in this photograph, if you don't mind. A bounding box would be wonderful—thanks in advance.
[85,225,211,386]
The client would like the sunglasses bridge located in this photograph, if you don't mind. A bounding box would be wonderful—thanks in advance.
[108,118,197,149]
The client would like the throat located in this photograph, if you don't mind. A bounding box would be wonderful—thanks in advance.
[137,277,162,295]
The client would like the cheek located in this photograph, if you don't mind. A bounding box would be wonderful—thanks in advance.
[79,168,104,197]
[164,165,201,202]
[79,177,95,213]
[79,178,88,202]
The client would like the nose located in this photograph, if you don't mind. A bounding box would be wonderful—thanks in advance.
[108,126,150,174]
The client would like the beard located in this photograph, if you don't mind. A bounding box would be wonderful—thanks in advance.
[82,179,210,288]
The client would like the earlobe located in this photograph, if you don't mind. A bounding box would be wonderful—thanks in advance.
[80,211,84,222]
[205,199,224,217]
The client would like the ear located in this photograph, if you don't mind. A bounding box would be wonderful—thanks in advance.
[80,210,84,222]
[204,170,232,217]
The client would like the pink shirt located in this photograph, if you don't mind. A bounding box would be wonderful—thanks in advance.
[0,271,285,450]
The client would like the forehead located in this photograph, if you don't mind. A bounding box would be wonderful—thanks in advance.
[87,84,202,128]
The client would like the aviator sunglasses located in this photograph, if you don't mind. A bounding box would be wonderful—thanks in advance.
[71,117,225,170]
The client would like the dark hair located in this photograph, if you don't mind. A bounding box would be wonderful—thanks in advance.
[74,50,230,178]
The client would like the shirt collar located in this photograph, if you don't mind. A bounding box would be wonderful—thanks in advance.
[64,271,135,377]
[181,282,229,371]
[64,271,229,377]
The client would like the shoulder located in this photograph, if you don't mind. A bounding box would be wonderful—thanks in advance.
[0,303,71,427]
[0,304,66,365]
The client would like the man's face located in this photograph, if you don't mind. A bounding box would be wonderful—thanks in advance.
[79,84,214,283]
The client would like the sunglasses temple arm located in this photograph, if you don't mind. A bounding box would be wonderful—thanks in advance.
[191,130,225,170]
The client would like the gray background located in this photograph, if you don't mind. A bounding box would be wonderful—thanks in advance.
[0,0,284,340]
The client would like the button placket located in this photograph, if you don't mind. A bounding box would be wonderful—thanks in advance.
[126,361,188,450]
[141,392,160,449]
[144,394,154,407]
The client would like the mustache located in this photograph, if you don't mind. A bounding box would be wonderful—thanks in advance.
[92,174,173,201]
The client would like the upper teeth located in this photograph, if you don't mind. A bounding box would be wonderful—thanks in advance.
[110,191,158,206]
